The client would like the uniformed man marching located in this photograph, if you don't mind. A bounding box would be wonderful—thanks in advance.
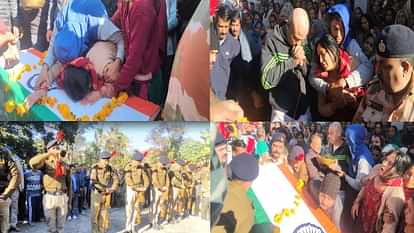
[30,140,71,233]
[0,147,20,233]
[151,156,170,230]
[124,151,149,233]
[354,24,414,121]
[182,162,195,217]
[90,151,120,233]
[211,153,259,233]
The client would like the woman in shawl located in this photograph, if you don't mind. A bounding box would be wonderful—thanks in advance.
[313,33,358,120]
[351,149,411,233]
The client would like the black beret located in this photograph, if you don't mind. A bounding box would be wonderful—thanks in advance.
[230,139,246,148]
[100,151,111,159]
[47,139,62,150]
[176,159,185,166]
[377,24,414,59]
[229,153,259,181]
[132,151,144,161]
[271,132,286,144]
[159,155,170,165]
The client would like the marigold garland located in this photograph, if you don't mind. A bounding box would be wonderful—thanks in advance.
[40,92,129,121]
[2,59,129,120]
[273,179,305,225]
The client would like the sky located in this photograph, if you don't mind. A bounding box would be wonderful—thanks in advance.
[81,122,210,151]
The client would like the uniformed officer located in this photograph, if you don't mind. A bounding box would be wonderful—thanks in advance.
[124,151,149,233]
[353,24,414,121]
[170,159,186,222]
[152,156,170,230]
[182,162,195,217]
[90,151,120,233]
[0,147,20,233]
[30,140,71,233]
[211,153,259,233]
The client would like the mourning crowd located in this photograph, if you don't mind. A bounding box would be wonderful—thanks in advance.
[210,0,414,122]
[0,0,200,110]
[211,121,414,233]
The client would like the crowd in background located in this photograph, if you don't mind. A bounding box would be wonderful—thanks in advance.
[211,121,414,233]
[210,0,414,121]
[6,159,91,232]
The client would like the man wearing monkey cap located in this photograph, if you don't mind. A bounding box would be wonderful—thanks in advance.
[29,136,71,233]
[354,24,414,122]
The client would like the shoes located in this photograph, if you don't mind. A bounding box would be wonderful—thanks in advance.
[9,226,21,232]
[68,216,72,221]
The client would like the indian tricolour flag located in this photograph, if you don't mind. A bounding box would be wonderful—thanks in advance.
[247,163,340,233]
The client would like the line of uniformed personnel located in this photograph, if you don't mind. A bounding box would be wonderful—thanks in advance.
[89,151,208,233]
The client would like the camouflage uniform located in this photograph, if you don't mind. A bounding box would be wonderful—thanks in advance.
[353,79,414,122]
[90,155,119,233]
[0,148,20,233]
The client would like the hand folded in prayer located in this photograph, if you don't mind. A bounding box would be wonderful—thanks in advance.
[80,90,101,105]
[103,58,121,83]
[26,89,47,110]
[292,45,306,67]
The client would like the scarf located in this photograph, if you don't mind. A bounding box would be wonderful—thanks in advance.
[239,30,252,62]
[314,49,351,80]
[57,57,102,91]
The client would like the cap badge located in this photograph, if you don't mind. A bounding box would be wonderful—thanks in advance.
[378,40,386,53]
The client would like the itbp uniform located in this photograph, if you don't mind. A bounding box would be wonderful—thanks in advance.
[353,24,414,122]
[211,153,259,233]
[90,151,120,233]
[124,151,149,233]
[151,156,170,230]
[0,147,20,233]
[30,140,71,233]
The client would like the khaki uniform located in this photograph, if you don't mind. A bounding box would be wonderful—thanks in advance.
[124,162,149,232]
[90,161,119,233]
[152,165,170,225]
[0,153,20,233]
[211,181,255,233]
[171,167,186,218]
[182,168,194,215]
[30,153,70,233]
[353,79,414,121]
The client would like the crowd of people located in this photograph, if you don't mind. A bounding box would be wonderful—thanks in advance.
[210,0,414,122]
[0,0,201,113]
[211,121,414,233]
[0,135,209,233]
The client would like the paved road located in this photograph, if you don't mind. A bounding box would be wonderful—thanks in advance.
[19,208,209,233]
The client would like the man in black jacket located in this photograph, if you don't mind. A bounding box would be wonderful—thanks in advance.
[261,8,311,121]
